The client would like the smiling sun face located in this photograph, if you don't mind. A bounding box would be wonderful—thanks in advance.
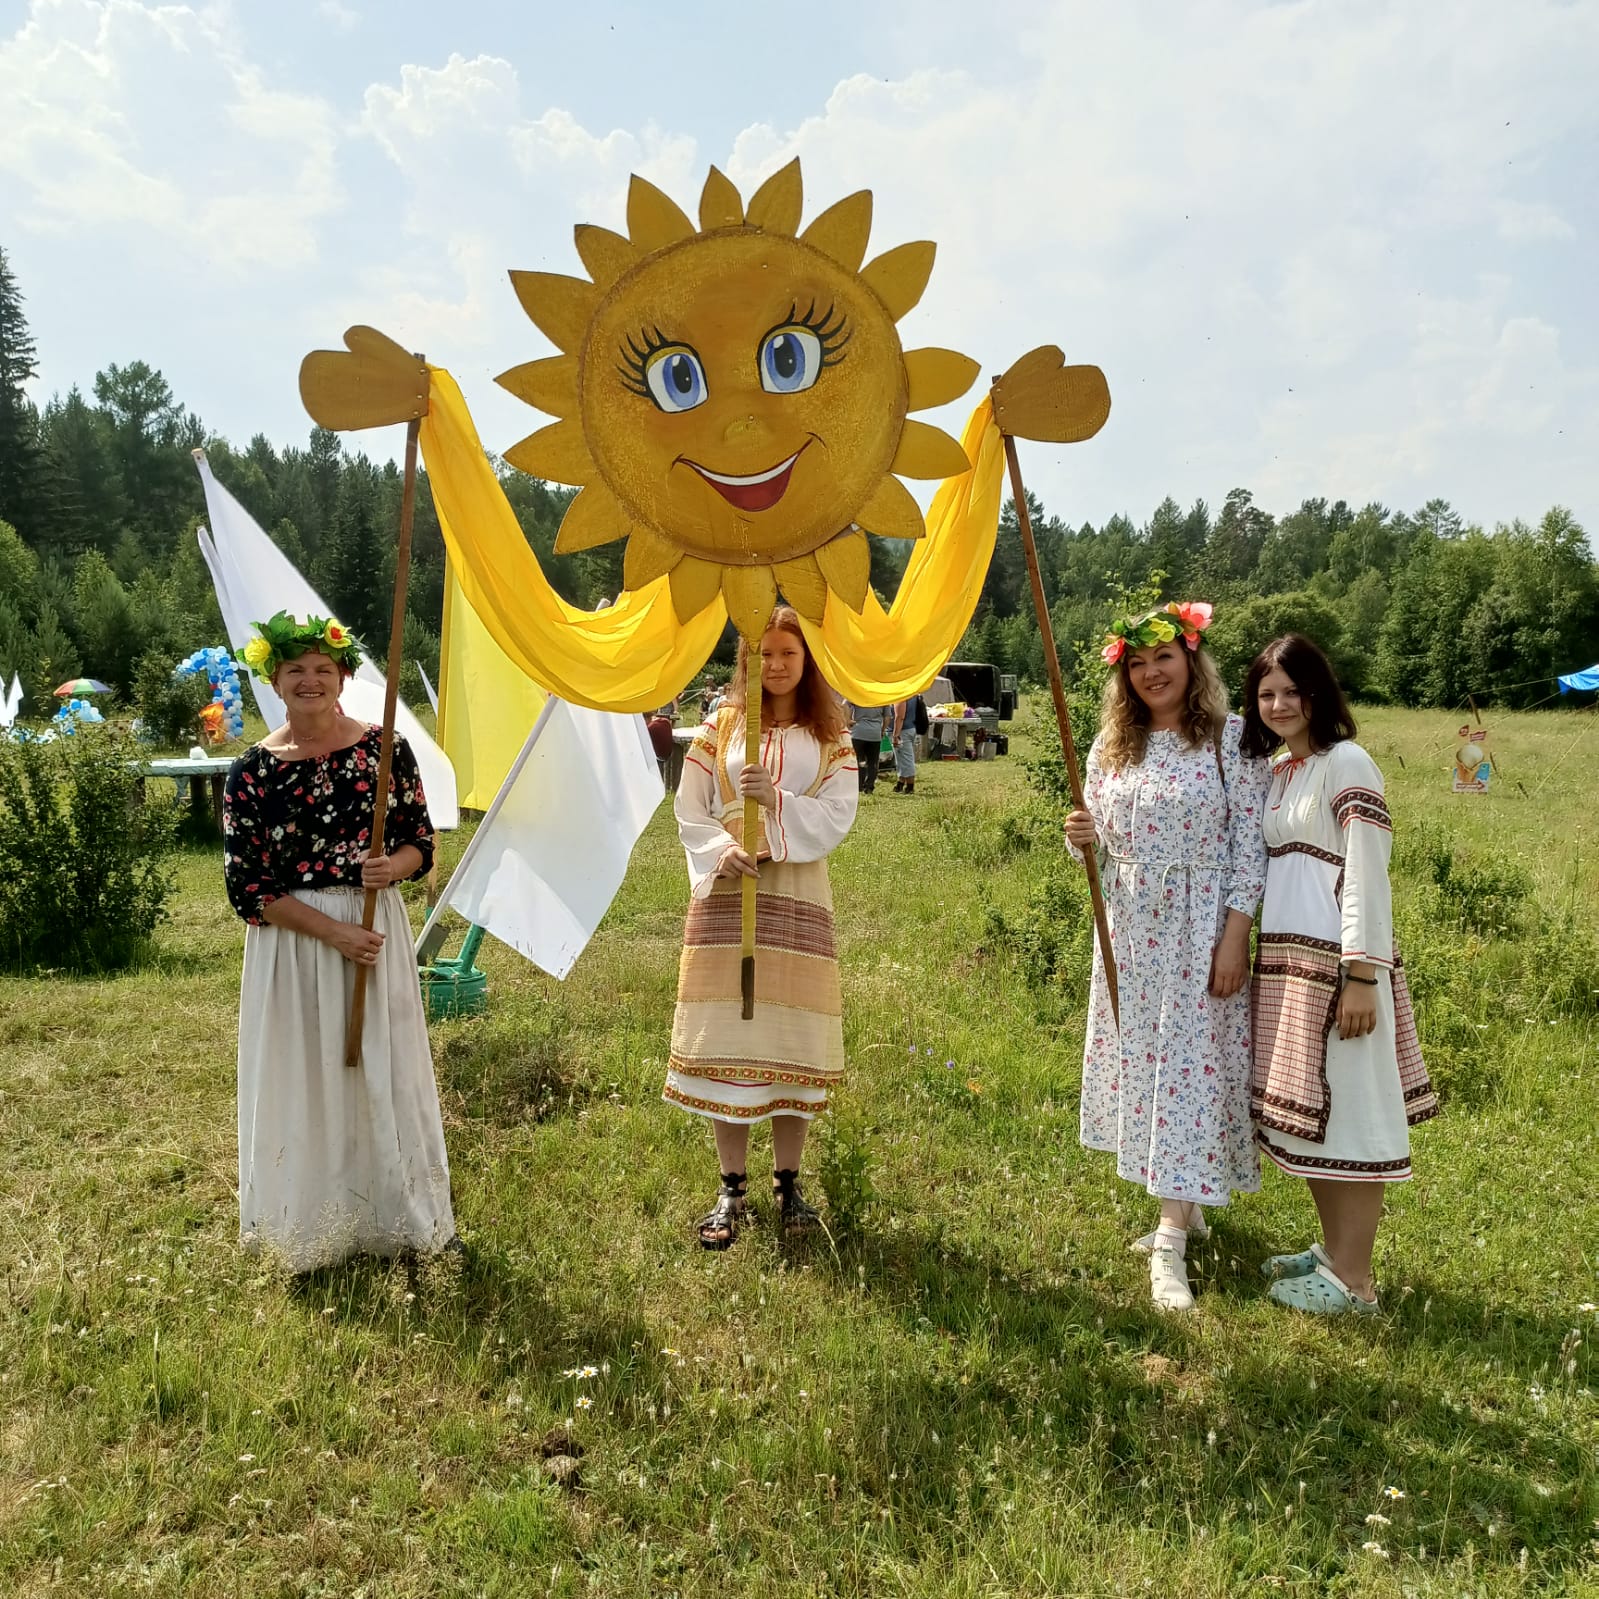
[497,159,978,635]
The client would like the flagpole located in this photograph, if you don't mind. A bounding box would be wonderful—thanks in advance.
[740,642,761,1020]
[345,406,423,1067]
[995,423,1120,1028]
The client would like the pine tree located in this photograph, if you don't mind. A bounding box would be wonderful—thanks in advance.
[0,246,43,540]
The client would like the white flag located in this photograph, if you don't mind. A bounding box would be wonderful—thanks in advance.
[192,449,458,829]
[0,673,21,728]
[417,698,663,978]
[417,662,439,714]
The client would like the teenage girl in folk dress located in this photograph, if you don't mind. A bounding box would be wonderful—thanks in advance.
[1064,602,1270,1312]
[666,607,858,1249]
[1243,634,1437,1314]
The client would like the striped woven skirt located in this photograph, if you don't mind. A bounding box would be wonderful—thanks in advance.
[664,859,845,1123]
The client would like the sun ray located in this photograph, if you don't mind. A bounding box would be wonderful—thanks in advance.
[721,564,779,638]
[774,553,828,621]
[855,475,926,541]
[626,175,695,253]
[860,241,936,322]
[904,348,980,413]
[815,529,870,612]
[891,419,971,481]
[698,166,745,230]
[623,528,682,590]
[670,556,724,624]
[553,483,629,555]
[745,158,803,236]
[800,190,873,273]
[573,225,640,291]
[496,354,579,418]
[503,419,595,486]
[509,271,601,353]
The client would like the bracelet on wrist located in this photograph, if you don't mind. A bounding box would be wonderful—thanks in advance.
[1342,972,1379,986]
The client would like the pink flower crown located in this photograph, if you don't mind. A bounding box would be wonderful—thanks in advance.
[1101,601,1213,665]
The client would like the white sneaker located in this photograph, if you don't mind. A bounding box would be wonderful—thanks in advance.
[1148,1230,1195,1312]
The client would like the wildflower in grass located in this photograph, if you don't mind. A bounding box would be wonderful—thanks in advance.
[945,1060,955,1070]
[967,1079,983,1095]
[1365,1512,1390,1526]
[238,1453,255,1463]
[579,1365,599,1380]
[660,1347,680,1357]
[1579,1303,1597,1314]
[575,1395,594,1411]
[1361,1541,1388,1558]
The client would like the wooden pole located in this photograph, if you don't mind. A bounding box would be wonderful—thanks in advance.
[740,643,761,1020]
[344,410,422,1067]
[997,429,1120,1026]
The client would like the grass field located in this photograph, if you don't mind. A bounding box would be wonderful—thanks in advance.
[1,702,1596,1597]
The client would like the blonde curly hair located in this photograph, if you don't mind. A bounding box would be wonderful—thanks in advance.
[1097,642,1229,772]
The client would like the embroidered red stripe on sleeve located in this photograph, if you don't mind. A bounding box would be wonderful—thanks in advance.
[1331,785,1390,831]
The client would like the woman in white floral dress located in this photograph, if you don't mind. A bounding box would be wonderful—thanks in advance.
[1064,603,1269,1311]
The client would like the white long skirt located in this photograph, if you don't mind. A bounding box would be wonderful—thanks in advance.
[238,886,454,1270]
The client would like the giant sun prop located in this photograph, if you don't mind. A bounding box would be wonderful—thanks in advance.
[300,158,1114,1018]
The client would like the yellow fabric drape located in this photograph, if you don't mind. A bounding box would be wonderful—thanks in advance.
[799,396,1005,702]
[422,369,725,715]
[436,559,547,808]
[418,367,1005,712]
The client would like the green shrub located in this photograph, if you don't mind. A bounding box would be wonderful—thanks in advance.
[1395,821,1533,936]
[816,1104,877,1235]
[981,859,1095,995]
[0,728,177,971]
[131,649,215,751]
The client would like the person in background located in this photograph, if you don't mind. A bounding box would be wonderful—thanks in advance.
[1063,602,1268,1313]
[891,695,918,795]
[846,699,892,794]
[1242,634,1437,1314]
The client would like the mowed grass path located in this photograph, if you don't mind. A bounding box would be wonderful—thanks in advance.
[1,703,1596,1597]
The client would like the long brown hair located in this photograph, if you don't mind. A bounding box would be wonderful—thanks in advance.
[725,606,848,743]
[1098,642,1228,772]
[1239,634,1357,759]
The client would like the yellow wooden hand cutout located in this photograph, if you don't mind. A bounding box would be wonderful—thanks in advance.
[991,345,1110,443]
[299,326,429,433]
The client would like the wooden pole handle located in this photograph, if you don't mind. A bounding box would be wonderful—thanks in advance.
[740,649,761,1020]
[345,410,422,1067]
[998,427,1120,1027]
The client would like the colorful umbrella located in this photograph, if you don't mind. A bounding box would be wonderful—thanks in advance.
[53,678,112,696]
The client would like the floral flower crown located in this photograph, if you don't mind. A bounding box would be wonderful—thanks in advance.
[1101,600,1213,665]
[237,611,364,681]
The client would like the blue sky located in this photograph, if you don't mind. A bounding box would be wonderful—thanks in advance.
[3,0,1596,537]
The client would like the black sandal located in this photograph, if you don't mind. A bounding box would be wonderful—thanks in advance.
[696,1172,747,1251]
[772,1168,822,1234]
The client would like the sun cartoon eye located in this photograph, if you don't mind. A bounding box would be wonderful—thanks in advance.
[617,331,708,413]
[759,327,822,394]
[644,347,707,412]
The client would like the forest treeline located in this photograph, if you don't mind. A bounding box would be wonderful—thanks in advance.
[1,246,1593,713]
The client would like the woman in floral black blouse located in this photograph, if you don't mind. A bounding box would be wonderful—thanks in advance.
[223,613,454,1270]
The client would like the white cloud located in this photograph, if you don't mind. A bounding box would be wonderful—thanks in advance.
[0,0,341,269]
[3,0,1594,532]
